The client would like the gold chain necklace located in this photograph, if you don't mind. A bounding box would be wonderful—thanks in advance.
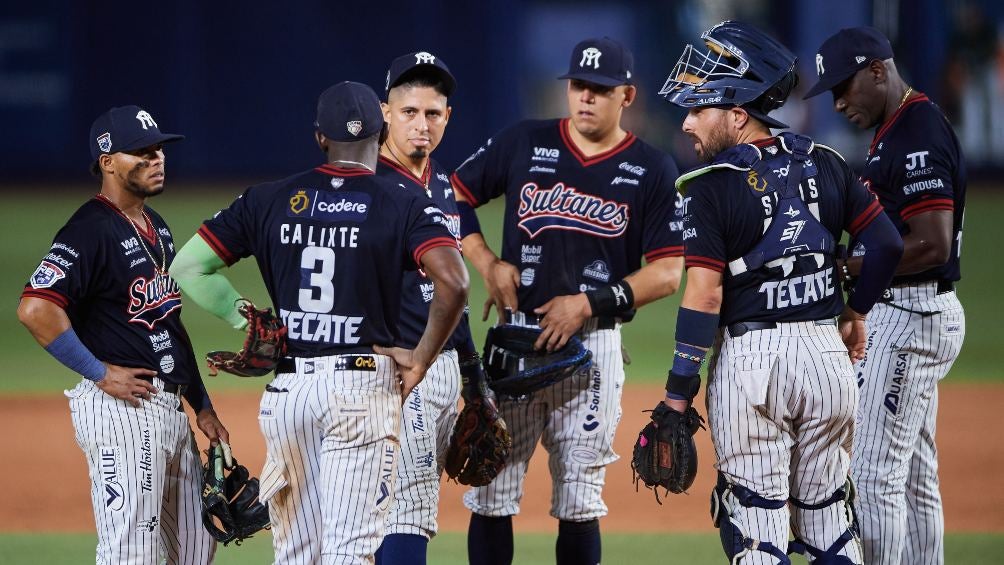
[96,193,167,273]
[898,86,914,109]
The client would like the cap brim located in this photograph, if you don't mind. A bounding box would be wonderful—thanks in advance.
[557,72,627,87]
[119,132,185,152]
[803,67,859,99]
[388,65,457,97]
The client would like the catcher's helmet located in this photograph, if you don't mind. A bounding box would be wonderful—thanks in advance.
[659,21,798,128]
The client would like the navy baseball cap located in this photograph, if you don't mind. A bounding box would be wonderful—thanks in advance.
[89,105,184,161]
[385,51,457,98]
[558,37,634,87]
[803,27,894,99]
[315,81,384,141]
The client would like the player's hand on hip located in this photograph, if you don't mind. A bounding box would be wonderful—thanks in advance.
[95,364,158,407]
[196,408,230,446]
[482,259,520,321]
[533,294,591,351]
[838,306,868,362]
[373,345,430,401]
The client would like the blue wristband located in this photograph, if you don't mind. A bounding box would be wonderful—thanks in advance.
[671,342,706,377]
[45,328,107,382]
[676,307,719,349]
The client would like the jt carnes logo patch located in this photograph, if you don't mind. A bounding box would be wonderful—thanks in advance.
[517,182,629,238]
[127,272,183,330]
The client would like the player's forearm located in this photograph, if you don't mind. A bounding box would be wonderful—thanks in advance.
[624,256,684,308]
[17,296,71,346]
[415,263,469,364]
[460,233,502,280]
[170,235,247,330]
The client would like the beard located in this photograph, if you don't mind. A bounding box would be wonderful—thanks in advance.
[124,161,165,198]
[693,121,734,163]
[407,147,429,159]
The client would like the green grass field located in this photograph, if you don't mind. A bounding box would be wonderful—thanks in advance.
[1,184,1000,393]
[1,531,1002,564]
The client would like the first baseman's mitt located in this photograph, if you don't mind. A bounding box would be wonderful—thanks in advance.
[632,402,705,503]
[444,354,512,486]
[201,442,270,545]
[207,299,287,377]
[482,324,592,397]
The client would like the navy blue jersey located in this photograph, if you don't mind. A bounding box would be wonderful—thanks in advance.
[856,94,966,285]
[681,137,884,325]
[21,196,210,409]
[375,155,472,350]
[199,164,457,356]
[452,118,684,313]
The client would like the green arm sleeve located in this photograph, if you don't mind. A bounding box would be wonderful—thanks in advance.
[169,235,247,330]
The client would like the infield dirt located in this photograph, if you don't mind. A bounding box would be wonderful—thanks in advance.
[2,383,1000,533]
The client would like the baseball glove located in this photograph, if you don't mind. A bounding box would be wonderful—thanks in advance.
[201,442,271,545]
[482,324,592,397]
[444,354,512,486]
[207,299,287,377]
[632,402,705,503]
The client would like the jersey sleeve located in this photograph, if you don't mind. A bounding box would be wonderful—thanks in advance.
[682,177,727,272]
[641,153,685,262]
[842,164,885,237]
[197,187,257,265]
[21,221,99,309]
[450,124,521,206]
[890,119,956,221]
[402,195,460,269]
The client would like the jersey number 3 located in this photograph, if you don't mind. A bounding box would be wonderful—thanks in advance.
[299,246,335,312]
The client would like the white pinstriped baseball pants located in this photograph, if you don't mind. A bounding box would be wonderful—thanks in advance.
[708,321,863,564]
[385,349,461,538]
[66,377,214,565]
[464,317,624,522]
[851,284,964,565]
[258,355,401,565]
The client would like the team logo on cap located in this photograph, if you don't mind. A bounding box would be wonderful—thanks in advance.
[96,132,112,153]
[855,55,867,64]
[579,47,602,69]
[135,110,158,130]
[347,120,362,136]
[415,51,436,64]
[815,54,825,76]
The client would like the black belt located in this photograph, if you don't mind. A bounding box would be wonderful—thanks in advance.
[727,318,836,338]
[138,377,183,395]
[510,312,618,330]
[937,280,954,294]
[275,355,379,374]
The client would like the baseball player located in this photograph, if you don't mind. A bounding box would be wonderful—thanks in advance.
[17,105,228,564]
[452,37,685,565]
[373,51,480,565]
[169,81,468,564]
[804,27,967,564]
[657,21,904,564]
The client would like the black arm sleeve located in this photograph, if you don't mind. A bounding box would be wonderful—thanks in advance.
[847,212,904,314]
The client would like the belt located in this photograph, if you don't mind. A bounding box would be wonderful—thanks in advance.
[275,355,379,375]
[726,318,836,338]
[510,312,618,330]
[937,279,954,294]
[139,377,184,395]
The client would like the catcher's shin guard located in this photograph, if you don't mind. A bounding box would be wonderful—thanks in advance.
[787,478,862,564]
[710,473,791,565]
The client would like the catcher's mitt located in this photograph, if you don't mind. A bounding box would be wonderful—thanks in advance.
[632,402,705,503]
[444,355,512,486]
[482,324,592,397]
[201,442,271,546]
[207,299,287,377]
